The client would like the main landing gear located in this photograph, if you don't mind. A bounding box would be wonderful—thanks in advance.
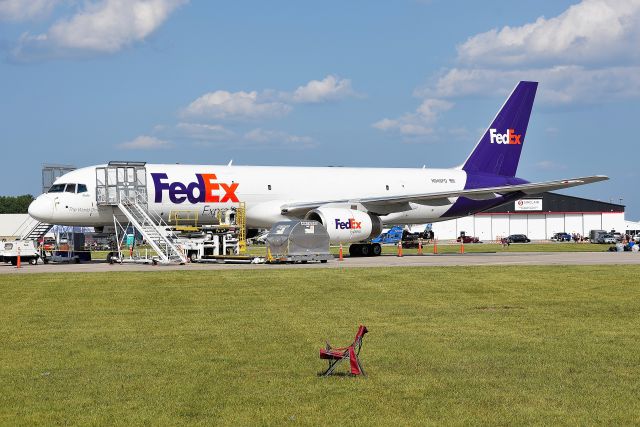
[348,243,382,257]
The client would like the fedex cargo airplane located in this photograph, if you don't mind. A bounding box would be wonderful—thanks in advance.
[28,81,607,253]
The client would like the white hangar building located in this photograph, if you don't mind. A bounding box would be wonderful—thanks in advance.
[427,192,626,241]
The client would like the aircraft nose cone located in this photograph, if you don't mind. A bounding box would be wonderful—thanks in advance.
[28,196,54,223]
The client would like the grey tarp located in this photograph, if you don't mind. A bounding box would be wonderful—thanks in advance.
[265,220,330,259]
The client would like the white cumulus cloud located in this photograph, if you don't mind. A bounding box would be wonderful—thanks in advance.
[457,0,640,66]
[175,122,235,140]
[288,75,354,103]
[373,98,453,136]
[417,65,640,105]
[118,135,172,150]
[183,75,358,121]
[13,0,187,59]
[244,128,315,148]
[0,0,60,21]
[183,90,291,120]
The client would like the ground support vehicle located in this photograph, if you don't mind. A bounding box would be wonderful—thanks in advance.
[371,226,432,252]
[177,230,240,262]
[265,220,332,263]
[0,240,40,265]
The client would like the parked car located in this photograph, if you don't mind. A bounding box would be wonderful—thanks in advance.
[596,234,617,244]
[550,232,571,242]
[507,234,531,243]
[456,235,481,243]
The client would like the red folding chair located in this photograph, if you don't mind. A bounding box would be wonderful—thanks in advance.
[319,325,368,376]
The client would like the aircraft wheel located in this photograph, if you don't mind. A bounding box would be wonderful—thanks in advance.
[349,244,361,257]
[372,243,382,256]
[360,244,370,256]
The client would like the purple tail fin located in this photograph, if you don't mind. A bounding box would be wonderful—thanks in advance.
[462,81,538,177]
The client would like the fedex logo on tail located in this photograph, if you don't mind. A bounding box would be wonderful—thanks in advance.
[152,173,239,204]
[489,128,521,145]
[335,218,362,230]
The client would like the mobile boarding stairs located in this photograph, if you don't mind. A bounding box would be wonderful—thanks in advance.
[13,218,53,242]
[96,162,187,264]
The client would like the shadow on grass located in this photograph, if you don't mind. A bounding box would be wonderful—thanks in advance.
[316,371,365,378]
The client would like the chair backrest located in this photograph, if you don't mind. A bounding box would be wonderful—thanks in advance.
[354,325,368,353]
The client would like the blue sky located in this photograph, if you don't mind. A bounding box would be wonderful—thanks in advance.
[1,0,638,218]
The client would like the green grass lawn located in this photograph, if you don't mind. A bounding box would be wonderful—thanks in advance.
[2,267,639,425]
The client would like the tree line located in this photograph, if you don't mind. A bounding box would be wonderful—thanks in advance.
[0,195,35,214]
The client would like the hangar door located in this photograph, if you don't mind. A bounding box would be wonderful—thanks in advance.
[546,214,565,235]
[509,215,528,235]
[492,215,509,240]
[583,214,602,234]
[564,214,583,235]
[527,215,546,240]
[602,213,624,232]
[474,215,492,241]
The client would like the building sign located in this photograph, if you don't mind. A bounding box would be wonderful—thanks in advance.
[515,199,542,211]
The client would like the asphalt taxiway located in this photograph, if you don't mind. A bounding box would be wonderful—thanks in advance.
[1,251,639,274]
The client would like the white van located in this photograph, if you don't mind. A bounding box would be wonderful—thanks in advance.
[0,240,40,265]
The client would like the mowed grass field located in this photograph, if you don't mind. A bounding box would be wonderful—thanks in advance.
[2,266,639,425]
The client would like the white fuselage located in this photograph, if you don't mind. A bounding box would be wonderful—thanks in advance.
[29,164,468,228]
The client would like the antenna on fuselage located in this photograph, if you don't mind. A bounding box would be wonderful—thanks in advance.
[228,159,233,166]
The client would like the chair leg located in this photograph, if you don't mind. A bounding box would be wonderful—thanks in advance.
[355,357,366,376]
[323,359,343,377]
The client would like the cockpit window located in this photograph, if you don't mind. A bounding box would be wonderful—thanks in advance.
[65,184,76,193]
[48,184,65,193]
[77,184,88,193]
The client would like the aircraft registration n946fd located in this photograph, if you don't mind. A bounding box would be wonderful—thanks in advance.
[29,81,607,248]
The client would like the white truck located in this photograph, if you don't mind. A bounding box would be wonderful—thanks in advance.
[0,240,40,265]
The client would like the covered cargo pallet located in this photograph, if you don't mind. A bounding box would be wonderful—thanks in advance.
[266,220,332,263]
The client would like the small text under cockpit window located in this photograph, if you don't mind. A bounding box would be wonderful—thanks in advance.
[65,184,76,193]
[77,184,88,193]
[48,184,65,193]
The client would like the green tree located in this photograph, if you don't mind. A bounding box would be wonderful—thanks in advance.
[0,195,35,214]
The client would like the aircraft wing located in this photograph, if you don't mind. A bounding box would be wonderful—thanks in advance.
[280,175,609,216]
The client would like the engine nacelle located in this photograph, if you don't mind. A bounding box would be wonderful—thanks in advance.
[305,208,383,244]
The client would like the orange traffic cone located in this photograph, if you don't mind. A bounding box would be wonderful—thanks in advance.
[460,240,465,254]
[397,241,403,257]
[338,244,344,261]
[418,240,423,255]
[433,239,438,254]
[16,247,21,269]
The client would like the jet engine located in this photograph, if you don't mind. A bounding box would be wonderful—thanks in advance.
[305,208,383,243]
